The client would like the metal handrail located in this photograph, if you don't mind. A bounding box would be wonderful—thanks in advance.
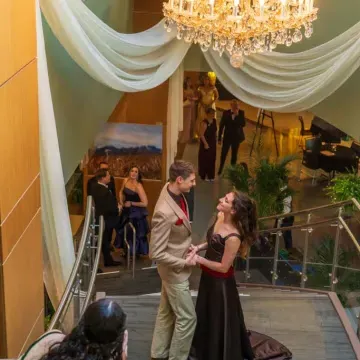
[49,196,103,331]
[246,200,360,295]
[81,216,104,316]
[259,198,359,222]
[49,197,93,329]
[258,217,339,234]
[124,222,136,279]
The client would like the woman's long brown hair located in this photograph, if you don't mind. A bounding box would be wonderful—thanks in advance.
[231,191,258,258]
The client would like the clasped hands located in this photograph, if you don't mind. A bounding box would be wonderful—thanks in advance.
[185,244,201,266]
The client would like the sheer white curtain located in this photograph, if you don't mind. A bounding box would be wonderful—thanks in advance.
[37,1,75,306]
[40,0,190,91]
[204,20,360,112]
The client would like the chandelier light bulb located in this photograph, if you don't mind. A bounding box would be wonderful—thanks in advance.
[163,0,318,68]
[259,0,265,17]
[298,0,304,14]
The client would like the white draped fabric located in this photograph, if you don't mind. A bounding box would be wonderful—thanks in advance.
[204,21,360,112]
[40,0,191,92]
[40,0,360,112]
[37,1,76,306]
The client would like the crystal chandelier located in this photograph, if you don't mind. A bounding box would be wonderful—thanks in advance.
[163,0,318,68]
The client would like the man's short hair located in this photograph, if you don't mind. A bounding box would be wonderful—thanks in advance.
[95,168,108,181]
[169,161,195,182]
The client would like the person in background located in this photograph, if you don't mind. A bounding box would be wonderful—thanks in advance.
[177,77,198,159]
[218,100,246,176]
[278,178,294,254]
[198,107,217,182]
[92,169,122,267]
[87,161,116,198]
[195,75,219,139]
[117,166,149,257]
[21,299,128,360]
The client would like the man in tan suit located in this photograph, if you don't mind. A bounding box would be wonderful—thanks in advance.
[150,161,197,360]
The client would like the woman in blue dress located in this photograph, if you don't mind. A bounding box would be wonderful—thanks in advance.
[117,166,149,257]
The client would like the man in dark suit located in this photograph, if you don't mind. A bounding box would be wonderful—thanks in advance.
[91,168,121,267]
[87,161,116,199]
[217,99,246,175]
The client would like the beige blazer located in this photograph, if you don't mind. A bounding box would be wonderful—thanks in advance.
[149,183,192,284]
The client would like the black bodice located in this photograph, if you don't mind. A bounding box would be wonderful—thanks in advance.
[123,187,141,202]
[204,224,242,263]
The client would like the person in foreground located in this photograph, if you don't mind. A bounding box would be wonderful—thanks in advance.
[149,160,197,360]
[189,191,292,360]
[20,299,128,360]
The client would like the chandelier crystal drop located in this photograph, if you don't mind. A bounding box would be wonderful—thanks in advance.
[163,0,318,68]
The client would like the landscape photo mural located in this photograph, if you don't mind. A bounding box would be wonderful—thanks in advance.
[88,123,162,180]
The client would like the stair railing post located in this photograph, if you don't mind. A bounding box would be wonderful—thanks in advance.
[272,231,281,286]
[301,213,312,288]
[331,208,343,292]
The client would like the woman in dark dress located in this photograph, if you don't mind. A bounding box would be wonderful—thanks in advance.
[189,191,292,360]
[117,166,149,256]
[198,107,217,181]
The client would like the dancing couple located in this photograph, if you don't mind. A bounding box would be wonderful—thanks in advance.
[150,160,292,360]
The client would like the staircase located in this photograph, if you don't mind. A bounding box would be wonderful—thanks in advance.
[108,287,356,360]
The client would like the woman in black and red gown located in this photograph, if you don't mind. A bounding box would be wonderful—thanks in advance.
[189,191,292,360]
[198,107,217,181]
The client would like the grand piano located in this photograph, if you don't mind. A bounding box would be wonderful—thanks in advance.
[302,116,358,178]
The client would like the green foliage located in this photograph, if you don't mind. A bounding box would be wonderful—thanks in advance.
[326,171,360,203]
[307,234,360,307]
[223,154,298,218]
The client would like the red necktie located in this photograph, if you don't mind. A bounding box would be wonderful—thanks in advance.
[179,197,189,219]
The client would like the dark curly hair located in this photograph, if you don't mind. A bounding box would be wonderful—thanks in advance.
[231,191,258,258]
[41,299,127,360]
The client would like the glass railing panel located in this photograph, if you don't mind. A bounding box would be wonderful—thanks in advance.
[302,222,338,291]
[237,255,274,285]
[335,267,360,333]
[334,216,360,333]
[274,226,304,288]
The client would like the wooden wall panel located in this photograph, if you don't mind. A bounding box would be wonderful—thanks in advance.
[0,177,40,263]
[0,61,39,221]
[108,82,169,125]
[0,265,6,358]
[133,0,163,13]
[0,0,41,356]
[133,13,164,32]
[2,211,42,358]
[0,0,36,85]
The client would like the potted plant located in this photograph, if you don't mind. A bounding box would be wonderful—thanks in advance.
[326,171,360,214]
[224,154,297,219]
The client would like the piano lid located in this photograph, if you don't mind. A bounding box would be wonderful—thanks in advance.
[310,116,347,142]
